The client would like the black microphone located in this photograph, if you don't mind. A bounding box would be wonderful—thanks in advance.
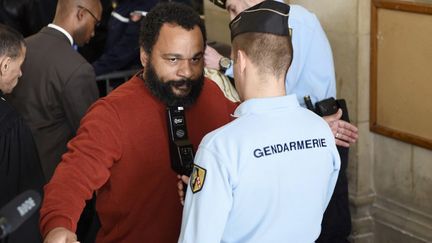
[0,190,41,239]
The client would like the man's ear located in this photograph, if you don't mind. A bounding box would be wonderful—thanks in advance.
[140,47,148,67]
[76,7,86,23]
[0,56,10,76]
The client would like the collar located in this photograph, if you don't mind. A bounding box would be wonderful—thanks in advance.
[233,94,299,118]
[47,24,74,46]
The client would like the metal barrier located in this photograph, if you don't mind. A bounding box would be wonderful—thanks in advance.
[96,69,141,96]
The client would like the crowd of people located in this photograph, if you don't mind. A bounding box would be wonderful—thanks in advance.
[0,0,358,243]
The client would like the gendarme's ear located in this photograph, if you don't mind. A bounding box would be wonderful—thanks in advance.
[140,47,148,67]
[237,50,247,74]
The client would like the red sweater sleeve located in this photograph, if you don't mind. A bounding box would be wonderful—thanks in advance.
[40,99,123,237]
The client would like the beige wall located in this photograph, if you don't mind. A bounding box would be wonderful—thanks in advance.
[204,0,432,242]
[291,1,432,242]
[204,1,231,45]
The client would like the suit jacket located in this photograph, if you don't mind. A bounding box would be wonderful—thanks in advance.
[7,27,99,180]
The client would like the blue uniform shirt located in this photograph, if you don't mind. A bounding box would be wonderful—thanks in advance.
[179,95,341,243]
[225,3,336,106]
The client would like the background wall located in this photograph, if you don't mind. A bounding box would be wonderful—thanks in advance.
[203,0,432,242]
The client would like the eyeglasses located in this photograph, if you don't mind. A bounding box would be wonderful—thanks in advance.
[78,5,101,27]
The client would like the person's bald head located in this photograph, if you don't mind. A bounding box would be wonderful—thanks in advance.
[53,0,102,46]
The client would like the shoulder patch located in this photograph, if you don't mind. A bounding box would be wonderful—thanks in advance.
[190,164,207,193]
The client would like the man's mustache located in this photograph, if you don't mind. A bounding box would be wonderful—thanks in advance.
[166,79,193,88]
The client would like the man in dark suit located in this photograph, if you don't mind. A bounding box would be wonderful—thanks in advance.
[7,0,101,180]
[6,2,101,241]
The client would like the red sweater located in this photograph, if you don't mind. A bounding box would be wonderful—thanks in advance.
[40,75,237,242]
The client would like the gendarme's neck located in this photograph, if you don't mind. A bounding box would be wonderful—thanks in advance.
[242,76,286,101]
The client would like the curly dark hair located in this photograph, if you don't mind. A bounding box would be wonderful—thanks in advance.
[139,2,206,55]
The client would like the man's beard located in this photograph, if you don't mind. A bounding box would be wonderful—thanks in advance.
[143,62,204,107]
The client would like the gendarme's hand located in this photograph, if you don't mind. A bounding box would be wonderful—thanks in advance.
[323,109,359,147]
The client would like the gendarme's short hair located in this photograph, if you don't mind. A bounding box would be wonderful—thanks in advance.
[229,1,290,41]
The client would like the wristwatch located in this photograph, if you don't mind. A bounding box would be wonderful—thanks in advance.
[219,57,232,73]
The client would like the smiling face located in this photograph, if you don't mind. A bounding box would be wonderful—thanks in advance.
[141,23,205,106]
[0,45,26,94]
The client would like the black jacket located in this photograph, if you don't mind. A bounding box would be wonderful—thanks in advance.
[0,91,45,243]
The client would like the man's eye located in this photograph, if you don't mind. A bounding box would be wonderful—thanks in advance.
[168,58,178,63]
[191,57,202,63]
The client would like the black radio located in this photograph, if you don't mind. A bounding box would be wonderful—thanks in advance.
[304,96,350,122]
[166,106,195,176]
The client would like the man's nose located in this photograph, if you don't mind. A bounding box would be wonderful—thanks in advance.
[177,60,193,78]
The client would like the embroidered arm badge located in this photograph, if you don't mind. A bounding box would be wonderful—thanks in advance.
[190,164,206,193]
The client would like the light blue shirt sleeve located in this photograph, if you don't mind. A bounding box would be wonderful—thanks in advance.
[286,5,336,106]
[224,63,234,77]
[178,145,233,243]
[324,144,341,208]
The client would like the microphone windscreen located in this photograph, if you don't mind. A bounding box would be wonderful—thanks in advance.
[0,190,41,237]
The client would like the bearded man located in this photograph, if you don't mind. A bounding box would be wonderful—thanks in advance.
[39,3,236,243]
